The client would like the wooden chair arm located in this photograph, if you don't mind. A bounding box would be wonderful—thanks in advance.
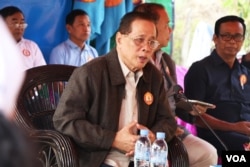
[168,136,189,167]
[29,129,79,167]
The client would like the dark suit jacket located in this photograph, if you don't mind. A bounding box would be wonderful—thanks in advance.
[53,48,177,167]
[161,52,177,83]
[159,52,195,124]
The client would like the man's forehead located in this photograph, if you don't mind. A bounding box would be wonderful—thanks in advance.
[6,13,24,20]
[6,17,25,23]
[219,22,244,32]
[130,19,157,36]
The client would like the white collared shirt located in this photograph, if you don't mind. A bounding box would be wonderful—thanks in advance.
[17,38,46,71]
[104,54,143,167]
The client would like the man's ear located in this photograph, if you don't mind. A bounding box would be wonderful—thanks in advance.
[212,34,217,43]
[116,32,122,45]
[66,24,71,33]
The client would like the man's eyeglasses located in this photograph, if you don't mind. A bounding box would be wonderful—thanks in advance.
[8,23,28,29]
[125,35,160,50]
[219,33,244,42]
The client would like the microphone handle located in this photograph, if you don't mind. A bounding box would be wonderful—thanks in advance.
[187,101,229,151]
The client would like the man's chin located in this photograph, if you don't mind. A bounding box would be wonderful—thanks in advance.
[15,37,22,42]
[135,63,147,71]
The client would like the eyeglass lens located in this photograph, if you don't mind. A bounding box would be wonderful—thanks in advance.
[132,36,159,49]
[219,33,244,42]
[11,23,28,29]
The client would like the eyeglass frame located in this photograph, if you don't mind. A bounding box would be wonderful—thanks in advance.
[218,33,244,42]
[8,23,28,29]
[123,34,160,50]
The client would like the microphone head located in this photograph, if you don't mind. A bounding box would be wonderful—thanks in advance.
[173,84,185,102]
[173,84,184,95]
[173,84,193,111]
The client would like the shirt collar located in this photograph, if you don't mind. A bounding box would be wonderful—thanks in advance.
[66,39,91,51]
[117,54,131,77]
[151,50,163,63]
[117,54,143,81]
[150,50,163,70]
[211,49,240,67]
[16,37,24,44]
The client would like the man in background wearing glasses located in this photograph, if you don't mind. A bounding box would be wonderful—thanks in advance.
[184,15,250,157]
[53,11,177,167]
[0,6,46,71]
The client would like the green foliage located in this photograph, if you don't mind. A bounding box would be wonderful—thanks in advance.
[172,0,250,66]
[223,0,250,52]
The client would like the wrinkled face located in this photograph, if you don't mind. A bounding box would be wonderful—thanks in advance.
[213,21,244,58]
[5,12,26,42]
[67,15,91,45]
[116,19,157,72]
[156,9,172,48]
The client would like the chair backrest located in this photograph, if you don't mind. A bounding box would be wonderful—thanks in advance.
[14,65,76,130]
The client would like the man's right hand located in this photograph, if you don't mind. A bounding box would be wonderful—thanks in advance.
[111,121,139,156]
[189,104,215,116]
[233,121,250,136]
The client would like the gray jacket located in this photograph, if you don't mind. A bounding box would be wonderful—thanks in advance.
[53,48,177,167]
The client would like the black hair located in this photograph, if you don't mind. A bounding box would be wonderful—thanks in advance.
[133,3,165,23]
[0,6,23,19]
[66,9,88,25]
[117,11,156,35]
[214,15,246,36]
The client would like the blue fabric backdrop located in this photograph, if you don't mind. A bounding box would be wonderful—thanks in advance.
[74,0,133,55]
[0,0,174,60]
[0,0,72,62]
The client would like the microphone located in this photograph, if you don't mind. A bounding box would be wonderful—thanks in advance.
[173,84,186,103]
[173,84,228,151]
[173,85,215,109]
[173,85,194,111]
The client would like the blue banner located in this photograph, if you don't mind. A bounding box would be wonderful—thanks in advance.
[95,0,133,55]
[0,0,72,62]
[73,0,133,55]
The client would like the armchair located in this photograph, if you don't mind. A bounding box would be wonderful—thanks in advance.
[14,64,189,167]
[14,65,78,167]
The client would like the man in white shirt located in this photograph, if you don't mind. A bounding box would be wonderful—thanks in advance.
[0,15,32,167]
[0,6,46,71]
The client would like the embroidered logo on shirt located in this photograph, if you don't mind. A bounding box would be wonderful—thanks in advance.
[239,74,247,90]
[22,49,30,56]
[144,92,153,105]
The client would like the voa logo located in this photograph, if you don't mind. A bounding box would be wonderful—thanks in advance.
[226,155,247,162]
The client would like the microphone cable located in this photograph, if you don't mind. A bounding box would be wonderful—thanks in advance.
[187,101,228,151]
[174,85,228,151]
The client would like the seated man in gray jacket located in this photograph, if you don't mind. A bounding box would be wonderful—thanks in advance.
[53,11,177,167]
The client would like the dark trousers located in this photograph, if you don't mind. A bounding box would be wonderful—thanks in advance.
[197,128,249,156]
